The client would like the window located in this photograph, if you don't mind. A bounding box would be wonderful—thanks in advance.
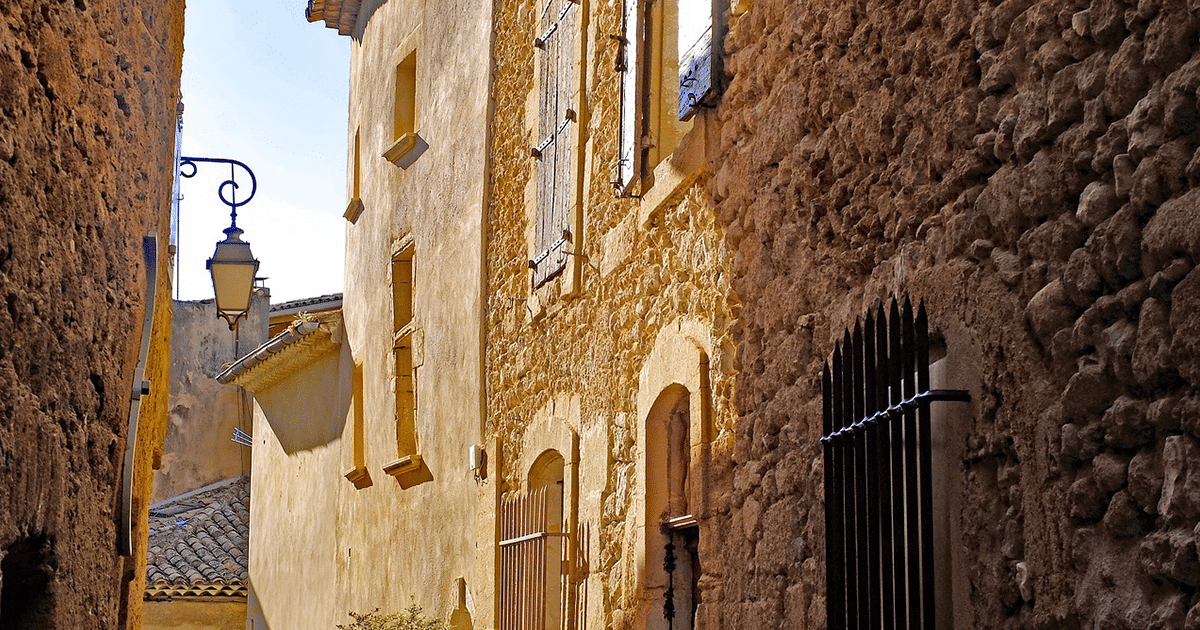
[344,363,371,488]
[645,386,699,630]
[383,49,419,164]
[820,298,969,630]
[616,0,723,194]
[529,0,579,288]
[344,128,364,223]
[384,241,420,479]
[498,451,568,630]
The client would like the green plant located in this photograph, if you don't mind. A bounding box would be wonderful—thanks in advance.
[337,603,451,630]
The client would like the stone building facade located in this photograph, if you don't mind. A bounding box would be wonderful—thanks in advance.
[711,0,1200,627]
[0,1,184,629]
[485,1,737,630]
[238,1,494,628]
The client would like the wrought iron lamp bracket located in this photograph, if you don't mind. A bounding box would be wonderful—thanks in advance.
[179,156,258,227]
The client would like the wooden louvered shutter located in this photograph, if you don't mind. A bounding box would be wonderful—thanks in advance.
[532,0,577,287]
[615,0,642,194]
[677,0,721,121]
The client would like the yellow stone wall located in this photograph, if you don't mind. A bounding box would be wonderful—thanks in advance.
[246,1,494,628]
[486,2,739,630]
[143,599,247,630]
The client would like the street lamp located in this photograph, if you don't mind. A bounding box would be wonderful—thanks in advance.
[179,156,260,330]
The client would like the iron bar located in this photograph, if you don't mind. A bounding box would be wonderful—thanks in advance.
[852,323,871,629]
[917,304,935,630]
[902,299,921,630]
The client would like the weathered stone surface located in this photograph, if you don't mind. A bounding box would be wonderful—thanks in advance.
[1128,449,1164,513]
[1169,268,1200,385]
[1094,452,1130,492]
[1062,363,1119,421]
[0,2,183,629]
[713,0,1200,623]
[1070,474,1110,521]
[1098,319,1138,384]
[1159,435,1200,523]
[1090,205,1143,284]
[1102,396,1152,448]
[1139,529,1200,586]
[1027,280,1079,344]
[1102,490,1144,537]
[1143,188,1200,275]
[1133,298,1174,388]
[1077,181,1121,227]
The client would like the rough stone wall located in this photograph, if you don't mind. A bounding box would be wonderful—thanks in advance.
[713,0,1200,626]
[486,0,738,628]
[0,1,183,628]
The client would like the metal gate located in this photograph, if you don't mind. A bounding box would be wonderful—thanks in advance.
[499,486,569,630]
[821,298,968,630]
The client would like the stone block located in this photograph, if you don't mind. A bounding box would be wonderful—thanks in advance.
[1169,268,1200,385]
[1139,528,1200,586]
[1104,38,1149,118]
[1144,188,1200,276]
[1061,363,1119,421]
[1094,451,1130,492]
[1102,490,1144,537]
[1128,448,1164,514]
[1069,474,1110,521]
[1159,434,1200,523]
[1026,280,1078,345]
[1077,181,1120,227]
[1133,298,1174,388]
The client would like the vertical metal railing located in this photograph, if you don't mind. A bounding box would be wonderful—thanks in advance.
[499,487,571,630]
[821,298,968,630]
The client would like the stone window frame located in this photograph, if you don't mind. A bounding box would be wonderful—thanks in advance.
[384,234,425,484]
[343,361,372,489]
[382,27,424,167]
[632,319,714,630]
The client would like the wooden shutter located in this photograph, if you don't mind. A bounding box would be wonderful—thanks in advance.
[532,0,577,287]
[615,0,642,194]
[677,0,721,121]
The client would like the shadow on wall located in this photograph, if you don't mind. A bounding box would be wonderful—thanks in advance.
[247,579,271,630]
[255,351,349,454]
[349,0,390,42]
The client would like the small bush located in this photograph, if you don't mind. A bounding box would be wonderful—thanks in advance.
[337,603,451,630]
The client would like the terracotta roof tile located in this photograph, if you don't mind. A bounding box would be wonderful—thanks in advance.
[144,477,249,600]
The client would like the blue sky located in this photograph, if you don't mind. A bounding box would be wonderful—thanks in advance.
[176,0,349,303]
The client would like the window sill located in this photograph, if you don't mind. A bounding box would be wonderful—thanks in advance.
[344,465,372,489]
[343,197,364,224]
[382,133,419,165]
[637,113,712,228]
[383,454,422,477]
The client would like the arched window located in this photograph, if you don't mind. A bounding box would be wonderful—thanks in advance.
[645,386,699,630]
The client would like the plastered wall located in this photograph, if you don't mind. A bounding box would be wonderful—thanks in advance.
[247,0,494,627]
[713,0,1200,626]
[0,1,184,628]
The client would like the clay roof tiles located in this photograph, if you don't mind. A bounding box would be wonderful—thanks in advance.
[144,476,249,601]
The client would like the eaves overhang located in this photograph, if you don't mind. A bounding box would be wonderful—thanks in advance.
[216,314,342,392]
[305,0,360,36]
